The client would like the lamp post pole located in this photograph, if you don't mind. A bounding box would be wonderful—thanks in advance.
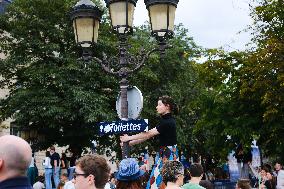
[118,35,130,158]
[120,78,129,158]
[71,0,179,159]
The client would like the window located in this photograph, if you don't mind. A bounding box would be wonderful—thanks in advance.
[10,122,20,136]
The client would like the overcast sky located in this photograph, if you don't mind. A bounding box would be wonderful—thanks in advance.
[132,0,253,51]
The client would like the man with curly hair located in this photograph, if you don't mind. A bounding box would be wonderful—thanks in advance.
[72,155,110,189]
[162,160,184,189]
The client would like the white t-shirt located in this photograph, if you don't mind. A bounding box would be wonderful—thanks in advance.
[277,170,284,189]
[33,181,45,189]
[43,157,52,169]
[64,181,75,189]
[104,183,111,189]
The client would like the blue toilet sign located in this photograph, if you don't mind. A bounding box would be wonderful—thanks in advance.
[98,119,148,136]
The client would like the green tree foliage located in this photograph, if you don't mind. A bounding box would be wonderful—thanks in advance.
[194,50,263,159]
[0,0,118,152]
[242,0,284,158]
[194,0,284,160]
[0,0,201,156]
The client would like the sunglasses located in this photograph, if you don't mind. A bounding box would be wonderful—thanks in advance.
[73,172,88,179]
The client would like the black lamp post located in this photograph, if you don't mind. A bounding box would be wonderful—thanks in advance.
[71,0,179,158]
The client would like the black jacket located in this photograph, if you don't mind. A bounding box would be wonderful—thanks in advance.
[0,176,33,189]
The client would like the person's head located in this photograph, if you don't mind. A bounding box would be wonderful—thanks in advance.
[192,153,200,163]
[275,161,283,171]
[57,181,65,189]
[115,158,145,189]
[116,180,142,189]
[156,95,178,115]
[73,154,110,189]
[50,146,55,154]
[266,172,273,180]
[46,151,51,157]
[260,166,269,178]
[37,175,45,183]
[61,153,67,159]
[237,144,243,151]
[61,173,68,182]
[236,179,251,189]
[189,163,204,178]
[116,158,145,182]
[0,135,32,181]
[162,160,184,186]
[263,163,272,172]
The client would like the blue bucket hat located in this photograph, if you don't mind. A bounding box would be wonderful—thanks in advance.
[116,158,145,181]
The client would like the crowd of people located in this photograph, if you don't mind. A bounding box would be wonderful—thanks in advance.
[41,146,78,189]
[0,95,283,189]
[22,145,78,189]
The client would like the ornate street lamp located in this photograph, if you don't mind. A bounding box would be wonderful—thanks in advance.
[70,0,179,158]
[71,0,103,48]
[105,0,138,34]
[145,0,179,44]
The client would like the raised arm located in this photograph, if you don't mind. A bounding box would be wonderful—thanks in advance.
[120,128,159,143]
[129,139,147,146]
